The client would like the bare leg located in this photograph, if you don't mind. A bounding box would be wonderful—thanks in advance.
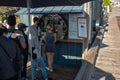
[49,53,54,69]
[46,52,51,68]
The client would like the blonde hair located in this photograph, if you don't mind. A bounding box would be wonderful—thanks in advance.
[46,24,53,31]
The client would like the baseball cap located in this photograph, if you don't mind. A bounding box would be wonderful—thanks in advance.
[17,23,28,30]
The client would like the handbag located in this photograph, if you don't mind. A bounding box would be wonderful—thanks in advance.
[32,53,37,59]
[0,42,20,72]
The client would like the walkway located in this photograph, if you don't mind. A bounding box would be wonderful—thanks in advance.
[91,7,120,80]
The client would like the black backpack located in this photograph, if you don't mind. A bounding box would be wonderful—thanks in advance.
[8,29,22,49]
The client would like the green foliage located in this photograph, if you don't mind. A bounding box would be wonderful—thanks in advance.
[0,7,12,14]
[0,7,14,21]
[102,0,111,6]
[102,0,112,11]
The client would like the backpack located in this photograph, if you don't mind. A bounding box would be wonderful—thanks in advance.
[8,29,23,50]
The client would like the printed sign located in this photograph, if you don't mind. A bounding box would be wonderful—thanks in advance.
[78,18,87,38]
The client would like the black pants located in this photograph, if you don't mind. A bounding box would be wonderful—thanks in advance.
[21,50,28,77]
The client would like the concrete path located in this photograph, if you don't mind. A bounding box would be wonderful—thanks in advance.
[91,7,120,80]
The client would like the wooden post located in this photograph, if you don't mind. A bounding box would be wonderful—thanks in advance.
[82,38,88,60]
[27,0,33,80]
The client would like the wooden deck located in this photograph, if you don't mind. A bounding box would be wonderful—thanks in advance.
[26,61,79,80]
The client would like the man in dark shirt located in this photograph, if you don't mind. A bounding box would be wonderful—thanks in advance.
[0,26,21,80]
[7,15,27,80]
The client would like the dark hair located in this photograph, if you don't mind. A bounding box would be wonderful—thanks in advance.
[7,15,16,26]
[0,26,8,36]
[33,17,39,23]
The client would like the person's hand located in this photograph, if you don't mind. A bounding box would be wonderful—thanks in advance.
[11,33,22,38]
[11,33,17,38]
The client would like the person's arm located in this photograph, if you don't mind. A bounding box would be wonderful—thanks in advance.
[21,41,26,49]
[19,31,26,49]
[28,26,36,40]
[13,40,21,61]
[54,33,56,43]
[28,26,37,48]
[42,32,46,43]
[38,26,41,37]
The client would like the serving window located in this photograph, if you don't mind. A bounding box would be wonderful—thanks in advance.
[39,13,85,43]
[39,14,69,40]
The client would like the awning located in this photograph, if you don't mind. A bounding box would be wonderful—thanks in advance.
[15,6,84,15]
[0,0,95,8]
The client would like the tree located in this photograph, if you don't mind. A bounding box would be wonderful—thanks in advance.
[102,0,111,6]
[102,0,112,12]
[0,7,17,22]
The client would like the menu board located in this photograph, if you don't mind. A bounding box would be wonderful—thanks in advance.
[77,18,87,38]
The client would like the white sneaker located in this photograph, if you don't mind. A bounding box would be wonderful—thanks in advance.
[46,67,50,71]
[46,67,53,72]
[49,69,53,72]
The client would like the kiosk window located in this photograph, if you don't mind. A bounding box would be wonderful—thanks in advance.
[40,14,68,40]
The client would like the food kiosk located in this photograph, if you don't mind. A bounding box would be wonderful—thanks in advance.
[38,10,87,67]
[16,6,88,67]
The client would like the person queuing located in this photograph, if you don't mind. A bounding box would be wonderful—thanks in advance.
[0,26,21,80]
[28,17,48,80]
[6,15,27,80]
[17,23,29,80]
[44,24,56,72]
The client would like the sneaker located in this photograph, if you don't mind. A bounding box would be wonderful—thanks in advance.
[46,67,50,71]
[46,67,53,72]
[49,69,53,72]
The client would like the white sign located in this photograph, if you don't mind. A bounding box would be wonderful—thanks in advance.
[78,18,87,38]
[69,14,82,39]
